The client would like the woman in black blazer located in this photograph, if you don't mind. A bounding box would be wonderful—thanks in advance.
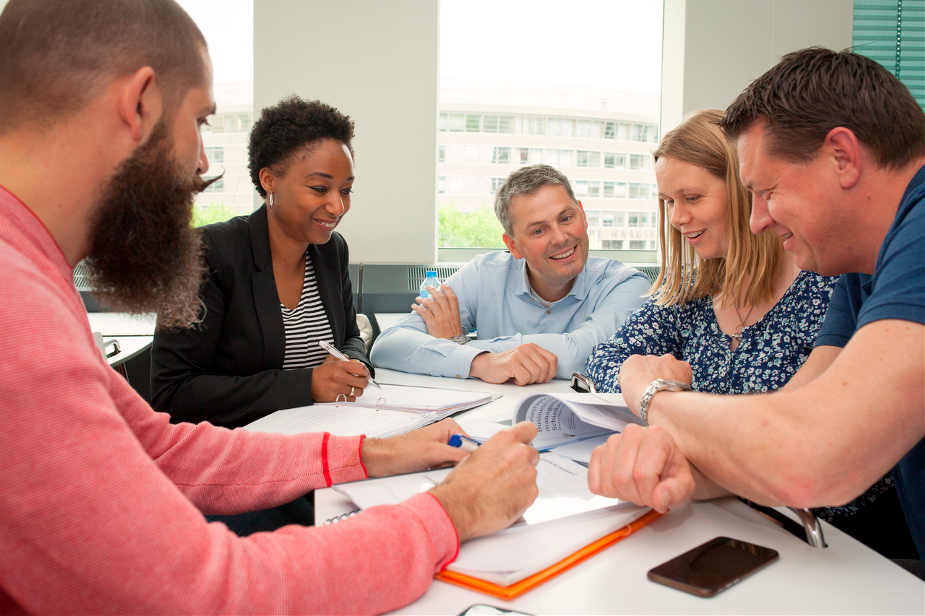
[151,96,372,430]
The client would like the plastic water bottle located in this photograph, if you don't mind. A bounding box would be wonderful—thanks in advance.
[419,270,441,298]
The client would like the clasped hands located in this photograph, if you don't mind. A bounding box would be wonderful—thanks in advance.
[587,353,699,513]
[414,284,556,385]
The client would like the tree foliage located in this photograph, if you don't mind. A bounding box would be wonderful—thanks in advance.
[438,202,505,248]
[192,202,237,227]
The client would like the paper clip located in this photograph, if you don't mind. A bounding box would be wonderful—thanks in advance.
[375,397,386,411]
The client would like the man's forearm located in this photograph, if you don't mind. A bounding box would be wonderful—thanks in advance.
[371,324,483,378]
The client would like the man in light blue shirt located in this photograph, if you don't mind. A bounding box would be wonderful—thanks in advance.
[371,165,650,384]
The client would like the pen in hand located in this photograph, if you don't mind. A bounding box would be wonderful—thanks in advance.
[318,340,382,390]
[449,434,481,453]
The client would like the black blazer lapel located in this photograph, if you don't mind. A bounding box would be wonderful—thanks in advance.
[310,241,345,347]
[249,206,285,368]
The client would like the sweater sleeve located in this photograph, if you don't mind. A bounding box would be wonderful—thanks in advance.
[584,297,683,392]
[1,270,458,615]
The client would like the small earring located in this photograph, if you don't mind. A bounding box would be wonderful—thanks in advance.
[268,192,274,209]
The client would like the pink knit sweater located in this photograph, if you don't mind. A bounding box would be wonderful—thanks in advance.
[0,187,458,615]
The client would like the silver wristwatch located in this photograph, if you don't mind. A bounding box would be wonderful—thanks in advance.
[638,379,692,425]
[448,334,469,345]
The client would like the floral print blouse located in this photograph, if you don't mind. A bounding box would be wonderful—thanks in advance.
[585,270,836,395]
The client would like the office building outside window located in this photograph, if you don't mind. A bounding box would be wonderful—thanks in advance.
[438,0,663,259]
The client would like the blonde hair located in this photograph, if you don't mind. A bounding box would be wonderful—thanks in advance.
[650,109,782,308]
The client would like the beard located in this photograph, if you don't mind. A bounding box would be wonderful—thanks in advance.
[83,121,215,330]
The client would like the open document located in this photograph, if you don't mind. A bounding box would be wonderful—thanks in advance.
[460,392,643,452]
[333,452,652,587]
[243,385,492,439]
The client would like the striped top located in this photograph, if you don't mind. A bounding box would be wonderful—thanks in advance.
[281,254,334,370]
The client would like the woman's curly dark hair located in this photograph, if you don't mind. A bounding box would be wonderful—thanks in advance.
[247,95,355,197]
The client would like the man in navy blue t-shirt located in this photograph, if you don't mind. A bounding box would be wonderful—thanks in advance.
[584,48,925,562]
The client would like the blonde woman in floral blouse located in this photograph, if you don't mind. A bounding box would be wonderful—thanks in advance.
[585,110,916,559]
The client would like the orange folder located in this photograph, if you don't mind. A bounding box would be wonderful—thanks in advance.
[435,508,663,600]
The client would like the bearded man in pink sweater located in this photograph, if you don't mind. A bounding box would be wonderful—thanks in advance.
[0,1,541,614]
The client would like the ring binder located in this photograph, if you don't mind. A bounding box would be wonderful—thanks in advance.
[323,509,360,525]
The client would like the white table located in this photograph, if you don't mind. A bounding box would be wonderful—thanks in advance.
[318,370,925,615]
[86,312,157,336]
[374,313,406,332]
[86,312,155,376]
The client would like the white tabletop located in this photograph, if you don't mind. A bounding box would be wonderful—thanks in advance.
[104,335,153,367]
[374,313,407,332]
[87,312,157,336]
[317,371,925,615]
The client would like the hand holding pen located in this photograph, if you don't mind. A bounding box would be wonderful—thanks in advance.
[318,340,382,391]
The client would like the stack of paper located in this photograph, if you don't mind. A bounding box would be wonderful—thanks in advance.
[244,385,493,439]
[333,452,653,586]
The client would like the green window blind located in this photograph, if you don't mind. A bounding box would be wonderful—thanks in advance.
[853,0,925,110]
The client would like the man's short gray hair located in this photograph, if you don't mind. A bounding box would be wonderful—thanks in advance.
[493,164,577,236]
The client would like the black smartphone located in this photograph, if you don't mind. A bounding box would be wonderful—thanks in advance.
[647,536,779,598]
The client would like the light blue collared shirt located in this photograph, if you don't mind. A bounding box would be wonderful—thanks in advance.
[370,251,650,379]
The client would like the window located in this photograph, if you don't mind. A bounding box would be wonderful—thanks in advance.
[178,0,254,222]
[629,183,650,199]
[438,145,445,163]
[628,212,649,227]
[517,147,542,165]
[438,0,662,251]
[629,240,647,250]
[492,147,511,164]
[853,0,925,109]
[576,151,601,167]
[630,154,652,170]
[438,176,445,193]
[601,239,623,249]
[205,146,224,164]
[448,113,465,132]
[202,177,224,192]
[577,120,603,139]
[547,117,576,137]
[545,149,574,167]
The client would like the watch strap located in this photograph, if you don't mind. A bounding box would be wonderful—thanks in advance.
[639,379,692,425]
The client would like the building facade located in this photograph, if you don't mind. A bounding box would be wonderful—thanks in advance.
[438,80,660,252]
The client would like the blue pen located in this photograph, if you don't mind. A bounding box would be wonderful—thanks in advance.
[448,434,481,453]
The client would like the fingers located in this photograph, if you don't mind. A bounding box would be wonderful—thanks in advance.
[529,343,558,382]
[586,425,694,513]
[508,420,538,445]
[411,302,435,327]
[442,284,460,313]
[509,344,556,385]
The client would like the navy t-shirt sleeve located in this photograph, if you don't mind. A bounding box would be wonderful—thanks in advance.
[814,274,857,348]
[856,196,925,330]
